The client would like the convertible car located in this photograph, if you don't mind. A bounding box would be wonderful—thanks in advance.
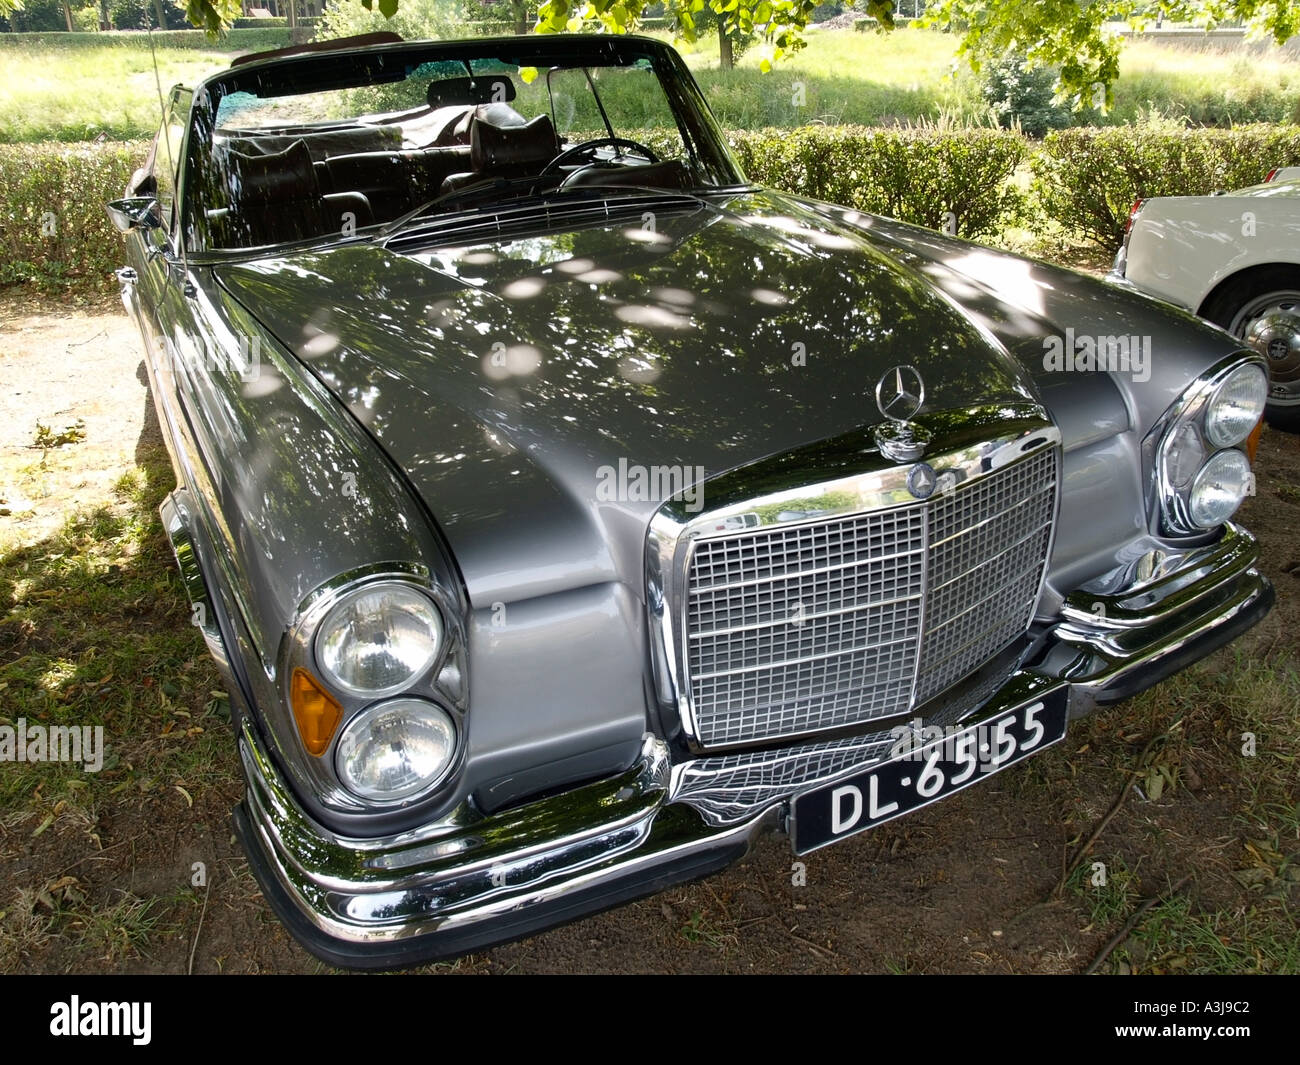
[110,32,1273,968]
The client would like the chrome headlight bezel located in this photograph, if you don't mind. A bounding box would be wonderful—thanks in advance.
[276,563,469,814]
[1153,354,1265,536]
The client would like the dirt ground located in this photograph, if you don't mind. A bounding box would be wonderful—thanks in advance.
[1,293,1297,974]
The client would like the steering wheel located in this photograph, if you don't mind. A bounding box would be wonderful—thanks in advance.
[540,137,660,178]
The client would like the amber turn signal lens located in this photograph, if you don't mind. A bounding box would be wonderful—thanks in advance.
[1245,418,1264,464]
[291,669,343,757]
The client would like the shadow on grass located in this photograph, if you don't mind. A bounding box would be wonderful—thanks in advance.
[0,364,238,814]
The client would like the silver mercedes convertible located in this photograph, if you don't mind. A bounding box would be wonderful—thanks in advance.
[109,31,1274,967]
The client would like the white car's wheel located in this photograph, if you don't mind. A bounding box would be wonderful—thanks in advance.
[1203,268,1300,432]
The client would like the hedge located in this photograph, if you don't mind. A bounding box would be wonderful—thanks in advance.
[0,28,294,50]
[8,123,1300,296]
[0,141,148,293]
[1032,123,1300,250]
[727,126,1029,239]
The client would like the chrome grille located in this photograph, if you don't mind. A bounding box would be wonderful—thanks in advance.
[684,446,1057,748]
[673,729,898,825]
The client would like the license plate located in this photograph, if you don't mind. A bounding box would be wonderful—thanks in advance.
[790,688,1069,855]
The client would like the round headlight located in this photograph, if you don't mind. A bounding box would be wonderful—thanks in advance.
[1189,449,1252,528]
[316,583,442,696]
[1205,364,1267,447]
[1164,422,1205,489]
[336,698,456,802]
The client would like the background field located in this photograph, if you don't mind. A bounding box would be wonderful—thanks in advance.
[4,26,1300,142]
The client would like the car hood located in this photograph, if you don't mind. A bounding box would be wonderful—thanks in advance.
[215,190,1044,604]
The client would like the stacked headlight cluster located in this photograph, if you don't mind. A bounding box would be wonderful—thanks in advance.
[1158,361,1267,533]
[291,577,459,806]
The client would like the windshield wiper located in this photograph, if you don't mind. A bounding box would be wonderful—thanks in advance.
[376,176,547,242]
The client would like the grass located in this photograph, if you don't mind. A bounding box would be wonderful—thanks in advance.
[0,37,238,142]
[2,26,1299,142]
[1049,650,1300,975]
[0,445,234,824]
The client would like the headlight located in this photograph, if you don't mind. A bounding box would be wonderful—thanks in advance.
[1188,449,1252,528]
[335,698,457,801]
[316,583,442,696]
[1204,363,1267,447]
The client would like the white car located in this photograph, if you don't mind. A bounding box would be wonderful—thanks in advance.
[1112,169,1300,428]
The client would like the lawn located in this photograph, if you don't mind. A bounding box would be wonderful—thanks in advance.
[2,25,1299,142]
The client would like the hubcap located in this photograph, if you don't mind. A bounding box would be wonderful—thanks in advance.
[1230,291,1300,403]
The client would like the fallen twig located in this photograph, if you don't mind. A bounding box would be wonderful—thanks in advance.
[1052,733,1160,899]
[1084,874,1193,975]
[188,877,211,976]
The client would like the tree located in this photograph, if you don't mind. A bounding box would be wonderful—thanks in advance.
[925,1,1300,106]
[129,0,1300,101]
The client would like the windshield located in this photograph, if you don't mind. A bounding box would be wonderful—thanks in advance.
[182,37,742,252]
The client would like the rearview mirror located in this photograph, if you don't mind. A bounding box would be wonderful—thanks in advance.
[106,197,161,232]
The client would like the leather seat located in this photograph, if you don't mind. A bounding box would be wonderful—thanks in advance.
[439,107,561,194]
[216,139,328,247]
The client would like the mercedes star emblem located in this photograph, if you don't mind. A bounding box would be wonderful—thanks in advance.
[873,364,931,461]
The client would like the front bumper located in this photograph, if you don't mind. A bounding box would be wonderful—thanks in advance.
[234,523,1272,969]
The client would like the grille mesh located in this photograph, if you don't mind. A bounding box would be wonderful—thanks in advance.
[683,446,1057,747]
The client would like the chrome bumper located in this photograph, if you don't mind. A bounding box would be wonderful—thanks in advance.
[234,523,1272,969]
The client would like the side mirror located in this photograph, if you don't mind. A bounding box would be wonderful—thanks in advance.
[106,197,161,233]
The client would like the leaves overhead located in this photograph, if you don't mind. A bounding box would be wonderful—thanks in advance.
[925,1,1300,105]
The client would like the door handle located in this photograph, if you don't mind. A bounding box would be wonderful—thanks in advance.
[116,267,138,284]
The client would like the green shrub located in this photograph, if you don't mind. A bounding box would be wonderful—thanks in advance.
[1032,121,1300,249]
[0,140,148,293]
[979,51,1085,138]
[3,0,71,31]
[726,125,1029,239]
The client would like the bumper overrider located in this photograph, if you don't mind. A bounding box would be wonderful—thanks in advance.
[234,523,1272,969]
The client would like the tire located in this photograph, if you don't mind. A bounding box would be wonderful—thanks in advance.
[1201,266,1300,433]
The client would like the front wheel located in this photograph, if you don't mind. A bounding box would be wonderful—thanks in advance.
[1202,268,1300,433]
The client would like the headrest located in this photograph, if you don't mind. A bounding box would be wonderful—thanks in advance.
[470,111,560,171]
[426,75,517,109]
[223,139,318,202]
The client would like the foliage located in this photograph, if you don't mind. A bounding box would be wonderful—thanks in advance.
[317,0,464,42]
[1031,120,1300,249]
[0,140,148,292]
[980,51,1088,138]
[109,0,190,29]
[925,1,1300,106]
[728,123,1027,238]
[3,0,70,31]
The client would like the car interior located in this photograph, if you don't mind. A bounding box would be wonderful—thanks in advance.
[202,72,692,249]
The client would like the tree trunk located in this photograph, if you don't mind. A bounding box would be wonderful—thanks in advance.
[719,28,733,70]
[514,0,528,34]
[63,1,74,31]
[151,0,168,29]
